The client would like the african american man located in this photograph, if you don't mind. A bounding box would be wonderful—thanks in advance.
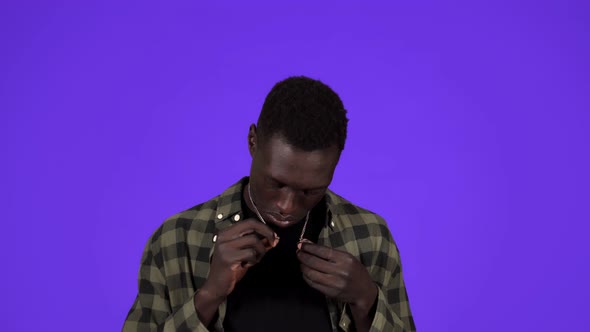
[123,76,416,332]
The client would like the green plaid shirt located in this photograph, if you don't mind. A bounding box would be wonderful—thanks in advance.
[123,177,415,332]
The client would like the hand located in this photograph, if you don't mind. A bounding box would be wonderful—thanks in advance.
[297,241,378,310]
[202,219,279,299]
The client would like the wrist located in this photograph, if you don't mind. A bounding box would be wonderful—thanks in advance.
[350,283,378,315]
[198,282,227,304]
[194,284,225,328]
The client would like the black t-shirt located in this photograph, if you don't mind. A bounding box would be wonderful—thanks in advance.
[223,198,333,332]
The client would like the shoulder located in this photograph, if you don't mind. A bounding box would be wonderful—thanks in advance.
[146,193,222,253]
[146,177,247,251]
[326,190,402,267]
[326,190,392,238]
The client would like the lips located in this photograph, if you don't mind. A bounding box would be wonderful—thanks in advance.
[261,211,295,222]
[265,212,300,227]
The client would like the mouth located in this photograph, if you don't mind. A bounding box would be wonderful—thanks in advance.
[264,212,300,228]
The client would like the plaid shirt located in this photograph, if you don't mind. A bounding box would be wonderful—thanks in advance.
[123,178,415,332]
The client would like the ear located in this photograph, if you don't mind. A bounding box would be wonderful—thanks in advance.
[248,124,257,157]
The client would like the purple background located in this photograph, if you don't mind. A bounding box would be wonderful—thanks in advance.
[1,1,589,331]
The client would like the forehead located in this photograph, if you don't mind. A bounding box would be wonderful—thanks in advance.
[258,135,339,188]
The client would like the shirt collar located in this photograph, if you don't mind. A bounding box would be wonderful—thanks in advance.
[214,177,345,229]
[213,177,248,224]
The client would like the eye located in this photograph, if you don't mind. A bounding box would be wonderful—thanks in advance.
[269,179,285,189]
[303,189,324,196]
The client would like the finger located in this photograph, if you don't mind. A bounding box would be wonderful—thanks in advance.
[296,238,313,251]
[228,234,268,258]
[218,219,277,246]
[260,237,271,250]
[300,265,341,296]
[301,272,330,294]
[241,235,268,258]
[245,219,279,246]
[297,250,338,274]
[300,243,339,262]
[232,247,258,267]
[217,219,264,240]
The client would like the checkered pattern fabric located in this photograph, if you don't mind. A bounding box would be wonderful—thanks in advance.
[123,177,415,331]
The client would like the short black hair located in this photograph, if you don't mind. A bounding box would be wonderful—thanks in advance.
[257,76,349,151]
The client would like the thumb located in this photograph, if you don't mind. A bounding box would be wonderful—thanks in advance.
[297,238,314,251]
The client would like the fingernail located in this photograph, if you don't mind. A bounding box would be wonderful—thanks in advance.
[297,242,302,251]
[273,236,280,247]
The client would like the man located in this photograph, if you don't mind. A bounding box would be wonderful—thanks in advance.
[123,76,415,331]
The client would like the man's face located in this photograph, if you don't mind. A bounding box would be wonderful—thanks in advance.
[248,127,340,229]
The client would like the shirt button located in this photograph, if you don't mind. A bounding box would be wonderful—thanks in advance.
[217,213,223,220]
[330,221,335,227]
[212,234,218,243]
[233,214,241,222]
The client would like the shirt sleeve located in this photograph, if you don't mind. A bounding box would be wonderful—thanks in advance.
[368,265,415,332]
[339,223,416,332]
[122,234,211,332]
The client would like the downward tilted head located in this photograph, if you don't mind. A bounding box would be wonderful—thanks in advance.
[246,76,349,228]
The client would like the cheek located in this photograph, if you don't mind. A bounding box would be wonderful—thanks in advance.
[257,188,280,208]
[301,195,323,210]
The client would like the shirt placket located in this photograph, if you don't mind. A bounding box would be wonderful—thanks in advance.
[318,213,352,332]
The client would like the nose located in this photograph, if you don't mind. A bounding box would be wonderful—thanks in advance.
[276,189,297,217]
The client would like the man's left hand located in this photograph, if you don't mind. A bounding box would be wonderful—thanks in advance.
[296,241,378,310]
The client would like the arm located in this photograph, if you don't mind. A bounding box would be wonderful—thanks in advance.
[122,235,212,332]
[364,224,415,332]
[123,219,278,331]
[323,223,416,332]
[298,223,415,332]
[348,290,378,332]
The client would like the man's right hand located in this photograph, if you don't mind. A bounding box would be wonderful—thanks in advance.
[195,219,278,326]
[201,218,278,299]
